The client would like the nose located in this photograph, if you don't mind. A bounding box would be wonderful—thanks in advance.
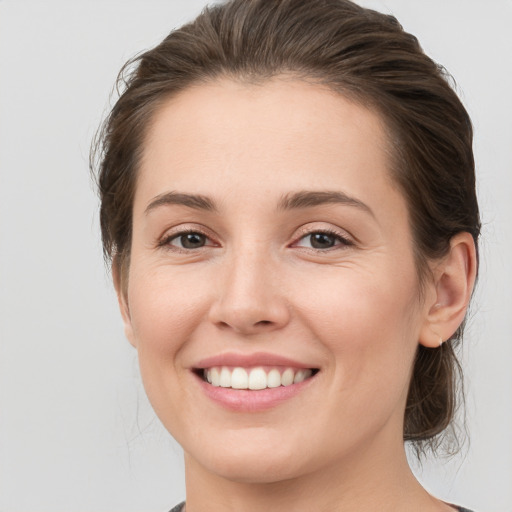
[208,248,291,335]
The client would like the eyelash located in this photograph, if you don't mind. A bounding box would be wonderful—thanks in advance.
[292,228,354,251]
[158,228,216,252]
[158,227,354,253]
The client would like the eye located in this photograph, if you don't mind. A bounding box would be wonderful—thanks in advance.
[160,230,214,250]
[294,230,353,250]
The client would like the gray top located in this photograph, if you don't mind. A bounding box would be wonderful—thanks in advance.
[169,502,474,511]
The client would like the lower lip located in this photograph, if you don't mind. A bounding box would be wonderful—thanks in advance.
[194,372,317,412]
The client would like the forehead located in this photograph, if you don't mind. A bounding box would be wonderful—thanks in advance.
[136,77,400,217]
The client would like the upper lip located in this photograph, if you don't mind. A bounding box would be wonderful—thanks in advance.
[194,352,318,370]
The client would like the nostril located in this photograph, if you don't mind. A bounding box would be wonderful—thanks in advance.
[209,297,290,333]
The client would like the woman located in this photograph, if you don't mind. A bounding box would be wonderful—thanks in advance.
[92,0,480,510]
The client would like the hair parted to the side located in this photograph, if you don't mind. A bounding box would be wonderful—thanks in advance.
[91,0,480,455]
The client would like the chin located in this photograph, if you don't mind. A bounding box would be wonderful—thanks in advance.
[202,454,307,484]
[184,429,315,484]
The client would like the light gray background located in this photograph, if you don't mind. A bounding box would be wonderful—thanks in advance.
[0,1,510,511]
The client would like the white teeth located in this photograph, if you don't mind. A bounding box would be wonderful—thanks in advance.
[281,368,294,386]
[203,366,315,390]
[293,370,306,384]
[267,369,281,388]
[231,367,248,389]
[210,367,220,386]
[219,367,231,388]
[248,368,267,390]
[293,369,312,383]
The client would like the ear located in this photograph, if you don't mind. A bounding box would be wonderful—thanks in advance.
[419,232,477,348]
[112,258,137,348]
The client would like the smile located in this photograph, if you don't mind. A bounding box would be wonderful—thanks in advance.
[192,353,320,410]
[202,366,316,390]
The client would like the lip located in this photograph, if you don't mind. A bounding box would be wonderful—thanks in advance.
[193,371,317,412]
[194,352,316,370]
[191,352,319,412]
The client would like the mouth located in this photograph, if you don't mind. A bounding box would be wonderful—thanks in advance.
[194,366,319,390]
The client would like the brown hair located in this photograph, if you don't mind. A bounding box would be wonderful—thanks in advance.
[91,0,480,453]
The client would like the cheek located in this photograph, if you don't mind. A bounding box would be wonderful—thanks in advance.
[127,265,210,360]
[125,265,213,424]
[295,262,421,386]
[300,262,420,338]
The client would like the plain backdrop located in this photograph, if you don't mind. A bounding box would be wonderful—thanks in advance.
[0,1,511,511]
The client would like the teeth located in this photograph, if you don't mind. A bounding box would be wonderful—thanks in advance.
[210,367,220,386]
[294,369,308,384]
[281,368,294,386]
[219,367,231,388]
[267,369,281,388]
[231,367,248,389]
[248,368,267,390]
[203,366,314,390]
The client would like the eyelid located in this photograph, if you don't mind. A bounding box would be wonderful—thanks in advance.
[155,223,355,252]
[157,224,219,250]
[290,224,355,250]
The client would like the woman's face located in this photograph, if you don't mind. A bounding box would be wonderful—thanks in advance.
[120,78,432,483]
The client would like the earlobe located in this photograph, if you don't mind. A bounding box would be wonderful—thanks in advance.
[419,232,477,348]
[112,259,137,348]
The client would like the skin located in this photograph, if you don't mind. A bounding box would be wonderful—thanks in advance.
[115,78,476,511]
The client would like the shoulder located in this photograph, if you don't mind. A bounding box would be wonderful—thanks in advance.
[167,503,476,512]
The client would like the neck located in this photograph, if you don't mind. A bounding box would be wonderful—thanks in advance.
[183,433,447,512]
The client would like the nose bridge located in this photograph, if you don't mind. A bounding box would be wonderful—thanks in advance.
[209,239,289,333]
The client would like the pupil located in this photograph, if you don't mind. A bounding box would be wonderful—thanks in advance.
[181,233,205,248]
[311,233,335,249]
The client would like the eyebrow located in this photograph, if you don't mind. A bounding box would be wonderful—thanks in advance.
[277,190,374,217]
[144,189,374,217]
[145,191,218,214]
